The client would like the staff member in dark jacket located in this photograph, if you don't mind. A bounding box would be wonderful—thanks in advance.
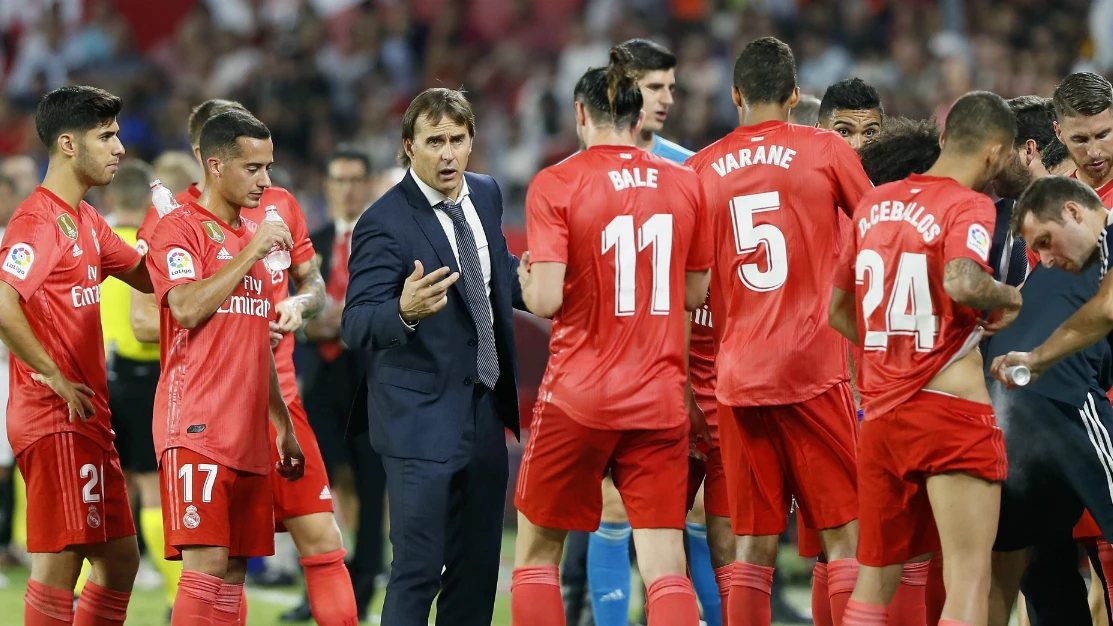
[342,88,526,626]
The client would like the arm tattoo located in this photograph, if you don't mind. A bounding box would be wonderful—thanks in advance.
[943,257,1020,310]
[288,256,326,319]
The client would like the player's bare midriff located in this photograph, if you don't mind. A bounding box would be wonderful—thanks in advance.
[923,348,991,405]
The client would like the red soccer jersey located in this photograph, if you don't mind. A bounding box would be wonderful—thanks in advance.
[0,187,141,455]
[136,183,201,255]
[687,120,872,407]
[147,202,274,474]
[527,145,713,431]
[240,187,315,404]
[688,294,716,416]
[833,173,996,419]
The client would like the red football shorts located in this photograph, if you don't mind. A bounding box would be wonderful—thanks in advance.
[516,403,689,532]
[857,391,1007,567]
[272,396,333,531]
[720,382,859,536]
[159,447,275,560]
[686,397,729,518]
[797,509,823,558]
[17,433,135,553]
[1075,511,1102,545]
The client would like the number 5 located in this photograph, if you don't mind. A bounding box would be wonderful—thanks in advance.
[731,192,788,292]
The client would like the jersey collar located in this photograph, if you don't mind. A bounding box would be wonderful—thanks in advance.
[185,202,247,237]
[35,186,80,217]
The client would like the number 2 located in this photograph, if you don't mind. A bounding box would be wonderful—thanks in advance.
[731,192,788,292]
[80,463,100,503]
[856,250,937,350]
[178,463,219,503]
[601,214,674,316]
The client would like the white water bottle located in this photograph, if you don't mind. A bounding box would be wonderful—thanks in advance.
[150,179,180,218]
[1004,365,1031,386]
[262,205,291,272]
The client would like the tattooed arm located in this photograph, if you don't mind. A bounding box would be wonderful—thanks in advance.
[943,257,1023,311]
[274,256,326,332]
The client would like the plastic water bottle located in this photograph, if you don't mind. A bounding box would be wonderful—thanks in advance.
[262,205,291,272]
[150,179,180,218]
[1004,365,1031,386]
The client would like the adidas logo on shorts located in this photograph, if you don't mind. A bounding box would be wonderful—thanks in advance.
[217,247,233,260]
[319,486,332,500]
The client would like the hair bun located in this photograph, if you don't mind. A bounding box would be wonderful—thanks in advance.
[606,45,638,112]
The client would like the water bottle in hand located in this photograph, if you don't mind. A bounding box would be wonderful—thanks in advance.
[150,179,180,218]
[262,205,291,272]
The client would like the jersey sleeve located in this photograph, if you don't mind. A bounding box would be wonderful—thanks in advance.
[93,210,141,277]
[685,180,713,272]
[828,137,873,217]
[147,218,202,304]
[943,197,996,270]
[0,212,63,301]
[525,171,568,265]
[276,189,314,266]
[135,207,159,255]
[833,227,857,292]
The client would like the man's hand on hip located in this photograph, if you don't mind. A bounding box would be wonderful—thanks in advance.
[399,260,460,323]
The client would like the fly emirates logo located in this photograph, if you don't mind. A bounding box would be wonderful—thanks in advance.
[857,199,942,243]
[217,275,271,318]
[71,265,100,308]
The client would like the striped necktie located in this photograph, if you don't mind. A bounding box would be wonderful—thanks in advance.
[440,199,499,388]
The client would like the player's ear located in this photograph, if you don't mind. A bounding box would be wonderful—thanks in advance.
[1054,120,1062,141]
[731,86,744,109]
[633,110,646,137]
[574,101,586,128]
[206,156,221,178]
[786,87,800,109]
[937,131,946,151]
[57,132,77,158]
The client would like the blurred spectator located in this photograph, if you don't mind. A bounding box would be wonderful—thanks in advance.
[790,94,822,127]
[151,150,201,196]
[0,156,40,200]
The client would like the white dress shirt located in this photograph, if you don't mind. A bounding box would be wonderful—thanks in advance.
[409,170,493,321]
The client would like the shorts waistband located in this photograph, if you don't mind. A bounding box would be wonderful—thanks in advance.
[910,389,993,414]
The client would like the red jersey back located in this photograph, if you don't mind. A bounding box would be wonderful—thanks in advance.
[0,188,141,455]
[833,174,996,418]
[240,187,315,404]
[688,294,716,410]
[136,183,201,255]
[687,121,872,407]
[147,203,274,474]
[527,145,712,431]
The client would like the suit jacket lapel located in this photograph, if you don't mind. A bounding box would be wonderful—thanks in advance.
[401,173,471,310]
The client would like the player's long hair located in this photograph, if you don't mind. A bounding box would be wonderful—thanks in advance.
[574,45,643,130]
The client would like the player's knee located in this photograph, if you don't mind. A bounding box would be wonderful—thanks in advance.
[223,558,248,585]
[687,497,707,525]
[181,546,231,580]
[633,529,688,584]
[706,516,735,568]
[514,514,565,567]
[288,512,344,557]
[737,534,779,567]
[818,519,859,561]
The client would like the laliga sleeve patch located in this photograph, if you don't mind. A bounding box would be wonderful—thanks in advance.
[135,238,149,256]
[966,223,990,261]
[166,248,196,279]
[2,244,34,279]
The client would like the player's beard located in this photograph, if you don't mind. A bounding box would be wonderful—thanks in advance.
[75,142,113,186]
[994,159,1034,200]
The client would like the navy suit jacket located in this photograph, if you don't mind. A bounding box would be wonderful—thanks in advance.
[341,171,523,462]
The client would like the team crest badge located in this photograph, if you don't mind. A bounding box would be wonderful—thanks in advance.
[56,214,78,240]
[183,505,201,529]
[86,505,101,529]
[201,221,225,244]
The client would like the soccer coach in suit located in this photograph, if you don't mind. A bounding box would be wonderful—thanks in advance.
[341,87,525,625]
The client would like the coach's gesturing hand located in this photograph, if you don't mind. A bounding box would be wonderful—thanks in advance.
[399,260,460,324]
[32,371,94,422]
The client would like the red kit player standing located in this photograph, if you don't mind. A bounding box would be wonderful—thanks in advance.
[510,47,712,626]
[829,91,1020,626]
[686,38,871,626]
[139,99,357,624]
[146,110,305,626]
[0,86,154,626]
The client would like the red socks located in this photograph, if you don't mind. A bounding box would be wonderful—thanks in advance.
[843,599,887,626]
[728,561,774,626]
[926,554,945,626]
[511,566,565,626]
[74,581,131,625]
[813,561,833,626]
[888,561,929,626]
[714,565,733,626]
[645,575,700,625]
[828,558,859,626]
[301,548,359,625]
[172,570,223,626]
[212,583,243,625]
[24,579,74,625]
[239,587,247,624]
